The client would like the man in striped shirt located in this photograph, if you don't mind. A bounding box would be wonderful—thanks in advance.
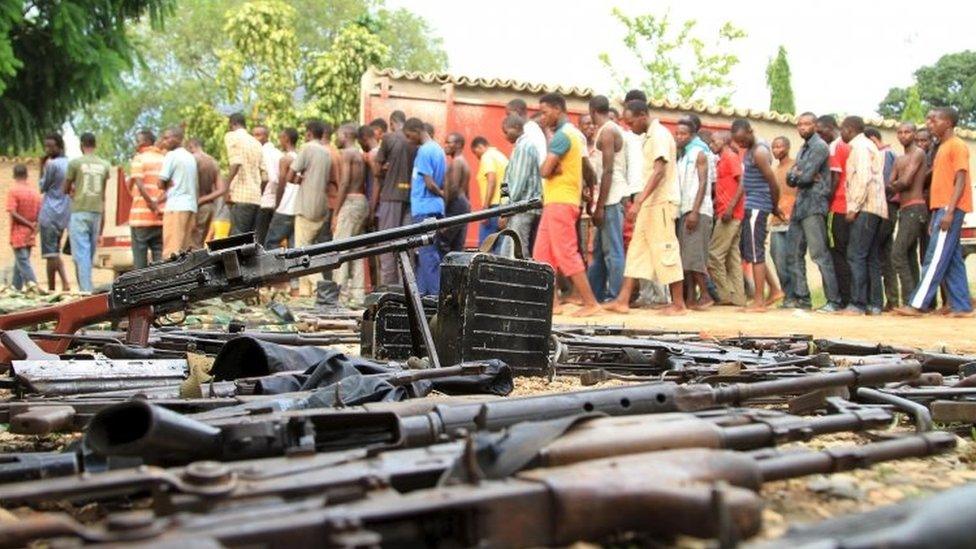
[731,119,782,312]
[128,129,165,269]
[499,114,542,257]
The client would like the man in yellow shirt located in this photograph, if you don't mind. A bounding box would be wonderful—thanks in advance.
[471,137,508,245]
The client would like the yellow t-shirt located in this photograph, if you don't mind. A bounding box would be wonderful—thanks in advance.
[477,147,508,206]
[543,122,584,205]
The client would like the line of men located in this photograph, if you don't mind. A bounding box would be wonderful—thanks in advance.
[459,92,972,318]
[17,96,972,318]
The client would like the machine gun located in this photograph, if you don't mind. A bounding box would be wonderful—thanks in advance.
[84,361,920,465]
[0,199,542,363]
[0,432,954,547]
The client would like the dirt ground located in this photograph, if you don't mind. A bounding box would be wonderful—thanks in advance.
[535,305,976,543]
[553,304,976,353]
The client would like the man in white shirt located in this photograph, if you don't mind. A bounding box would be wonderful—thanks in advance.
[252,125,282,246]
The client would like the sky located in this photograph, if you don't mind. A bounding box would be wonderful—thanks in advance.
[386,0,975,118]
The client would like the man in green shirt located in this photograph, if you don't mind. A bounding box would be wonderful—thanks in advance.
[65,132,110,292]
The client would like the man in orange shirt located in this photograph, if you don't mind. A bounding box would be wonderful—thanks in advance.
[128,129,166,269]
[896,107,972,317]
[770,136,796,305]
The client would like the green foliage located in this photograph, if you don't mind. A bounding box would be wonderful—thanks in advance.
[374,8,446,73]
[217,0,299,129]
[901,86,926,124]
[878,51,976,128]
[71,0,448,164]
[600,7,746,106]
[765,45,795,114]
[305,24,389,124]
[0,1,22,95]
[180,103,228,164]
[0,0,173,154]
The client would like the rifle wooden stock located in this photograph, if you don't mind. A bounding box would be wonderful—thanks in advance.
[0,295,116,365]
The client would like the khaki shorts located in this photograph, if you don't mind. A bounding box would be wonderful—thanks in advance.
[162,211,195,258]
[624,202,683,285]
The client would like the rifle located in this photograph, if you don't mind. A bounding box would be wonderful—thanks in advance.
[85,361,920,464]
[25,330,360,359]
[0,404,893,509]
[0,199,541,363]
[0,433,954,547]
[749,481,976,549]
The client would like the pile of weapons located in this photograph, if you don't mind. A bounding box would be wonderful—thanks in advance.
[0,199,972,547]
[0,326,974,547]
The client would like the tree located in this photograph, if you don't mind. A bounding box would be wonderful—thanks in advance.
[72,0,448,163]
[599,7,746,106]
[765,45,795,114]
[305,22,390,124]
[901,86,926,124]
[0,0,172,154]
[217,0,300,129]
[878,51,976,127]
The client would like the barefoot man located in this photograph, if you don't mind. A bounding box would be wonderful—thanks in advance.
[731,119,783,312]
[604,100,686,316]
[533,93,602,317]
[888,122,928,307]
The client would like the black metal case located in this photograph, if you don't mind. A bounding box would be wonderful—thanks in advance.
[434,230,555,376]
[360,292,438,360]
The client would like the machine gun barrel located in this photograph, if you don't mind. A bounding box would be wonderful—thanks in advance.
[282,198,541,259]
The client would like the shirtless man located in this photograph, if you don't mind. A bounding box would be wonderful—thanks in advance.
[441,132,472,252]
[331,124,368,306]
[888,122,929,307]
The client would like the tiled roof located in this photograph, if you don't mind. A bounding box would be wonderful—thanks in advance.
[369,67,976,140]
[368,67,594,98]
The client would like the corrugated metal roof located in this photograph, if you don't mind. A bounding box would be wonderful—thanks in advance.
[368,67,976,140]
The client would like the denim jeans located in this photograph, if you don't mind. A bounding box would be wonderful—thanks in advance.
[587,203,626,302]
[69,211,101,292]
[769,227,795,301]
[790,214,841,308]
[892,203,927,306]
[130,226,163,270]
[478,216,500,248]
[878,203,899,307]
[230,203,261,236]
[412,214,444,296]
[828,212,852,307]
[263,213,295,249]
[846,212,884,311]
[12,247,36,289]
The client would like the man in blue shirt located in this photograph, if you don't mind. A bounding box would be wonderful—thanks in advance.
[403,117,446,295]
[158,126,199,258]
[38,133,72,292]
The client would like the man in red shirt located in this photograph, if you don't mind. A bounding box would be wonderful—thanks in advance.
[6,164,42,290]
[817,115,852,307]
[707,131,747,306]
